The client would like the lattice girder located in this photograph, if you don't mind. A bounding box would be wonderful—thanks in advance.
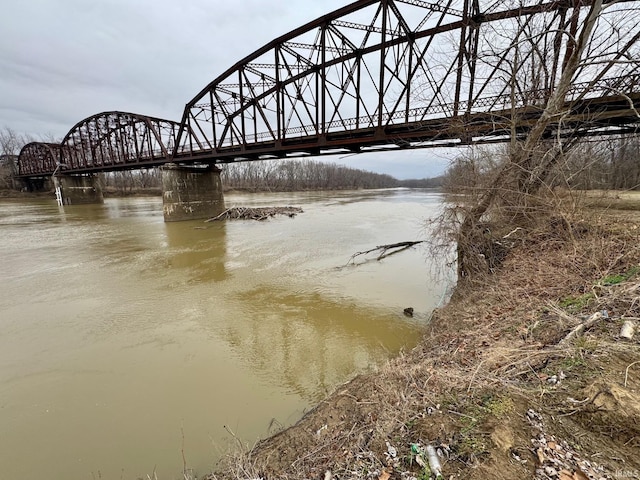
[17,143,64,177]
[175,0,640,161]
[59,112,182,172]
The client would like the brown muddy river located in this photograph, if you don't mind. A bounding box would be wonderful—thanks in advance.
[0,189,453,479]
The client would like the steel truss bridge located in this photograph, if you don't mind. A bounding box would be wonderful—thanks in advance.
[17,0,640,178]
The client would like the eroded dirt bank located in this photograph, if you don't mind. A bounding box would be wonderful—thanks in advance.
[208,205,640,480]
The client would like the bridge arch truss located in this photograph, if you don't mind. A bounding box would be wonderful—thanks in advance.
[17,143,64,177]
[176,0,640,162]
[60,112,182,173]
[18,112,184,177]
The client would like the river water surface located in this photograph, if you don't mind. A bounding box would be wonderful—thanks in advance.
[0,189,453,479]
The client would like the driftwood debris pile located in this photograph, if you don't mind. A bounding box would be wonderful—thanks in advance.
[206,206,303,222]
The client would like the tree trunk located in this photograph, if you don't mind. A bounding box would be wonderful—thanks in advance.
[457,0,604,279]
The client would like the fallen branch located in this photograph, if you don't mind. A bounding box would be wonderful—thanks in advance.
[348,241,425,264]
[205,206,303,222]
[559,311,606,346]
[624,361,640,388]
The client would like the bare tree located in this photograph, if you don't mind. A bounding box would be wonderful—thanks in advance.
[447,0,640,279]
[221,159,399,191]
[0,127,22,190]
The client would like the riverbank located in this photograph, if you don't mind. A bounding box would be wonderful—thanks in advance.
[0,189,51,198]
[208,194,640,480]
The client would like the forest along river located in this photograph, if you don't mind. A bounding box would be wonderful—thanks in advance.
[0,189,454,479]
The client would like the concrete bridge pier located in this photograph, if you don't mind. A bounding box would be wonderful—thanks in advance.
[161,163,225,222]
[53,174,104,206]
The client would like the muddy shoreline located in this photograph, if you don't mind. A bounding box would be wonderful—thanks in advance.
[207,202,640,480]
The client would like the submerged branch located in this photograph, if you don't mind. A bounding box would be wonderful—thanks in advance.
[348,241,425,264]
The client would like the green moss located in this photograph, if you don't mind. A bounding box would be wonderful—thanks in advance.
[573,336,599,354]
[559,355,587,371]
[483,396,515,418]
[559,293,595,311]
[600,265,640,286]
[453,396,514,460]
[457,431,489,459]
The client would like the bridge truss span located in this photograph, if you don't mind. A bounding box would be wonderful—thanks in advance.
[176,0,640,162]
[16,0,640,179]
[17,143,65,177]
[18,112,185,177]
[59,112,183,174]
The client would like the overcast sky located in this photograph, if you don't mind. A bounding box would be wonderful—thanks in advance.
[0,0,452,179]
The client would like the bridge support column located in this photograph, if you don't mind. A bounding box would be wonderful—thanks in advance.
[161,163,225,222]
[53,174,104,205]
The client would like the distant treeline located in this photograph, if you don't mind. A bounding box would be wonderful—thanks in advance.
[220,159,443,191]
[559,136,640,191]
[99,158,443,194]
[1,127,31,190]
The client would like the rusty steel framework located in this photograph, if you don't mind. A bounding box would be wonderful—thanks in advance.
[60,112,182,171]
[175,0,640,162]
[17,143,63,176]
[18,112,183,176]
[17,0,640,177]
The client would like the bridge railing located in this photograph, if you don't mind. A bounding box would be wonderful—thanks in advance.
[59,146,172,171]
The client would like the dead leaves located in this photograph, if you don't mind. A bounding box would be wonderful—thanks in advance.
[558,469,589,480]
[378,468,392,480]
